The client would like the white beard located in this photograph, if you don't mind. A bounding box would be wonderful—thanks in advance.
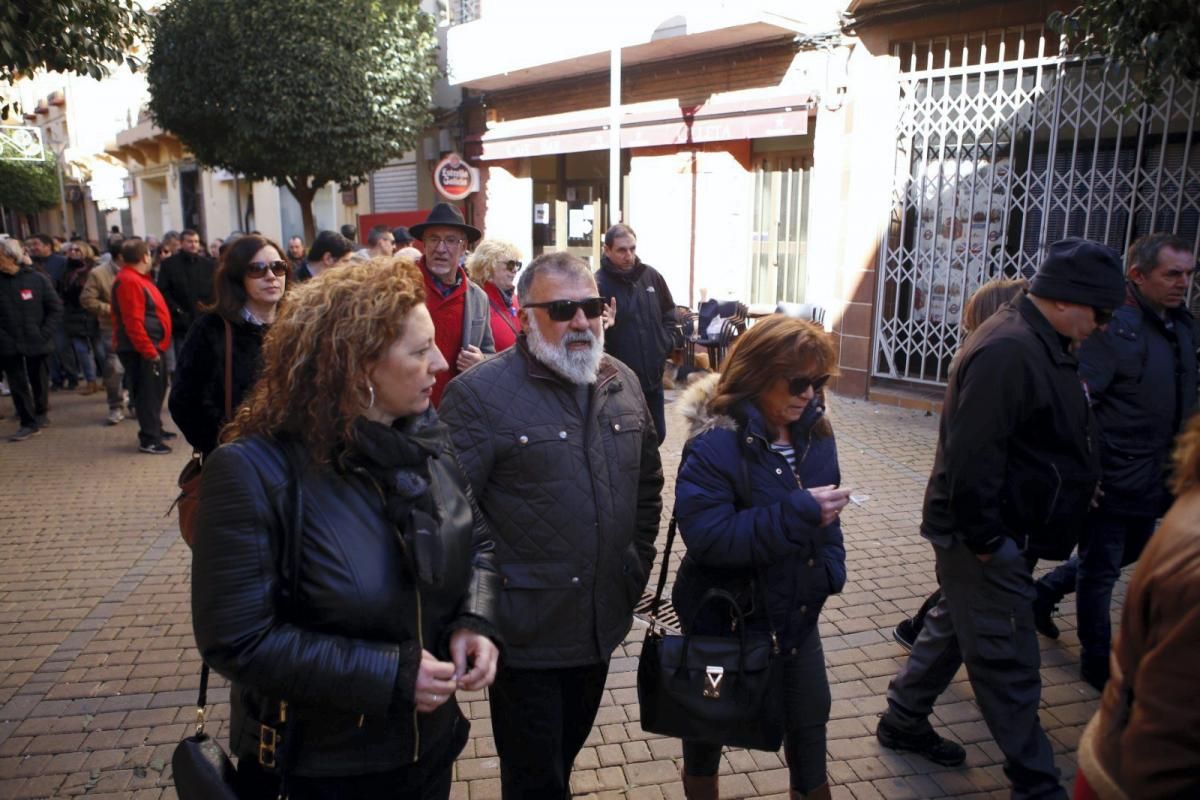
[526,321,604,385]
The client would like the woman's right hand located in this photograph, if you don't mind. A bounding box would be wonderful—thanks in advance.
[807,485,853,527]
[414,649,458,714]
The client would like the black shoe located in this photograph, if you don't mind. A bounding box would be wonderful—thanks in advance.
[1080,656,1109,692]
[1032,590,1060,640]
[9,426,40,442]
[893,618,919,652]
[138,442,172,455]
[161,430,178,440]
[876,714,966,767]
[35,414,50,428]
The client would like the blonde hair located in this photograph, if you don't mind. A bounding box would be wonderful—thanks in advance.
[963,277,1028,335]
[710,315,837,436]
[223,254,426,463]
[467,239,522,287]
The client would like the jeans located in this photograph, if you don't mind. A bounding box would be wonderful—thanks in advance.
[886,536,1065,800]
[118,352,166,446]
[1036,512,1156,662]
[70,336,98,382]
[49,327,79,386]
[488,661,609,799]
[683,625,831,792]
[95,335,125,410]
[0,354,49,427]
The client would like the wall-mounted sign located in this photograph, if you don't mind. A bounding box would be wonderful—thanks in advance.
[432,152,478,201]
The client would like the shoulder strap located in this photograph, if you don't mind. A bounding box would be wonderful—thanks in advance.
[223,318,233,420]
[646,516,678,626]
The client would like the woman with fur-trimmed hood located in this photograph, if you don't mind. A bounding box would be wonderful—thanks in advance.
[672,315,849,800]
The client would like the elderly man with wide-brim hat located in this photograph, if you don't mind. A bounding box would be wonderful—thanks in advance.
[409,202,495,406]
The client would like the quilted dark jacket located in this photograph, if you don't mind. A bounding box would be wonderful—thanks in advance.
[672,375,847,650]
[439,336,664,668]
[191,423,499,777]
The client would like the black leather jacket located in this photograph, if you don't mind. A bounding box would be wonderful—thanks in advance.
[191,424,499,778]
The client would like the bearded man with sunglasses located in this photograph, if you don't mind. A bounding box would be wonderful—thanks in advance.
[441,252,663,799]
[877,239,1126,800]
[409,203,495,406]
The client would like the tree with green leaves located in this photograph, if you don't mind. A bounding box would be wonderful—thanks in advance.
[0,153,60,215]
[0,1,151,105]
[147,0,439,240]
[1049,1,1200,107]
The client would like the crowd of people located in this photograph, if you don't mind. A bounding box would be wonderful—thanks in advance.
[2,209,1198,799]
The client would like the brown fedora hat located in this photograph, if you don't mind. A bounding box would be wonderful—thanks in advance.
[408,202,482,244]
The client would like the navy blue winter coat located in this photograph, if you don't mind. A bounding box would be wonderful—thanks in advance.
[672,376,846,650]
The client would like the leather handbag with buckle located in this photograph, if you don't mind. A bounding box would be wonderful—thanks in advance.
[636,517,785,752]
[171,662,240,800]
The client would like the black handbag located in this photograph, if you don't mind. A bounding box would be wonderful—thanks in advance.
[172,663,240,800]
[636,517,785,752]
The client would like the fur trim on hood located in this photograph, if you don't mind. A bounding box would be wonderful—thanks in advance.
[677,373,735,440]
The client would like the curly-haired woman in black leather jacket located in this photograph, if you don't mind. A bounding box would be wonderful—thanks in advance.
[191,255,501,799]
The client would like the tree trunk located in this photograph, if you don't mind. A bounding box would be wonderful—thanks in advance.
[286,177,318,242]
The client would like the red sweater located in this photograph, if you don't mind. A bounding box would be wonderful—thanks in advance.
[422,260,468,407]
[112,266,172,359]
[484,281,521,352]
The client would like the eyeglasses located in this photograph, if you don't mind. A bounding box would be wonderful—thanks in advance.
[524,297,607,322]
[424,236,465,249]
[501,260,522,272]
[1092,307,1114,326]
[787,374,831,396]
[246,260,289,278]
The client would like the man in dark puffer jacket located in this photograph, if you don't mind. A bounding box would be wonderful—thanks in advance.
[0,237,62,441]
[441,251,663,799]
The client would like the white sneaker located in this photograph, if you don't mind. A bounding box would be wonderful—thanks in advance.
[106,408,124,426]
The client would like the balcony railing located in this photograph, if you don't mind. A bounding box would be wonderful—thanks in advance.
[447,0,481,25]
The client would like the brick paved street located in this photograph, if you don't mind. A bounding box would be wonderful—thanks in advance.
[0,387,1118,799]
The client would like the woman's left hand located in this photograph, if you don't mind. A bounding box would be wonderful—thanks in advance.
[449,629,500,692]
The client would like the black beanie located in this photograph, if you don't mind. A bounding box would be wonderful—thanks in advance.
[1030,238,1126,309]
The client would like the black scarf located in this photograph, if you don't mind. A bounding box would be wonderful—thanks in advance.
[344,413,445,586]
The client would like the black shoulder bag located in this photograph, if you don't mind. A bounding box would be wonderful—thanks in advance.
[173,439,306,800]
[636,516,785,752]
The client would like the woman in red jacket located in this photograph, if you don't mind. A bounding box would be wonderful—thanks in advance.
[466,240,523,352]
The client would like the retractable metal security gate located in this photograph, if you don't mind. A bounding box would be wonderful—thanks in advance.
[873,27,1200,386]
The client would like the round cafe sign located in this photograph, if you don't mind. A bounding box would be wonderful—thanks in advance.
[433,153,474,201]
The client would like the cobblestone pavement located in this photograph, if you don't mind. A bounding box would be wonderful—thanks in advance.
[0,387,1120,799]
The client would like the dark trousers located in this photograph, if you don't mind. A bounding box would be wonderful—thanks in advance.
[0,354,49,427]
[118,352,165,445]
[489,661,610,799]
[49,327,79,387]
[886,536,1065,800]
[682,625,831,792]
[235,758,451,800]
[644,384,666,446]
[1037,512,1156,662]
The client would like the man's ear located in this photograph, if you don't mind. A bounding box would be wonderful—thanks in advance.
[1127,265,1146,287]
[518,308,532,332]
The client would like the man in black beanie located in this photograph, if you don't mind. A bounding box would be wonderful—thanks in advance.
[876,238,1125,800]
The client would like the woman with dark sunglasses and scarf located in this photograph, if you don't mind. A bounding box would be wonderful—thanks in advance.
[169,234,290,457]
[672,315,851,800]
[466,239,523,352]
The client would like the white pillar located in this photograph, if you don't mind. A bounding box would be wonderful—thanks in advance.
[609,45,621,226]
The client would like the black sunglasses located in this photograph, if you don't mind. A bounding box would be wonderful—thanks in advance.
[246,260,289,278]
[788,374,831,396]
[502,260,522,272]
[1092,307,1114,326]
[524,297,606,322]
